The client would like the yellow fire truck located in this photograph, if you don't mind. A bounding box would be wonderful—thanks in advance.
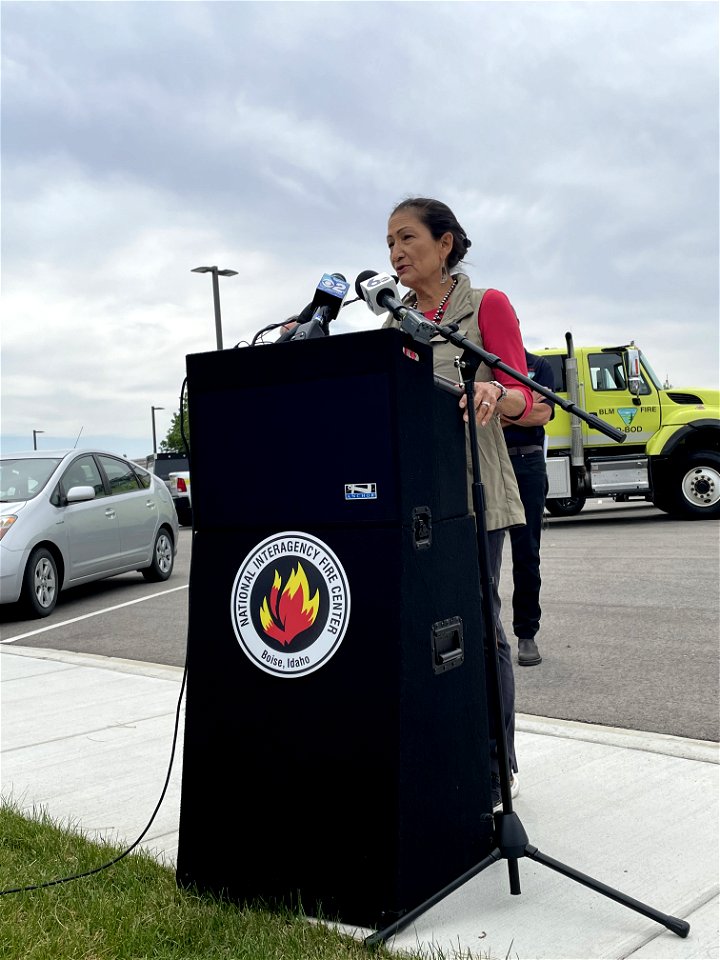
[536,334,719,519]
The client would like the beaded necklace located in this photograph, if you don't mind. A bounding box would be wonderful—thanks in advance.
[412,276,458,323]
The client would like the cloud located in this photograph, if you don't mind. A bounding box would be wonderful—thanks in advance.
[1,1,717,457]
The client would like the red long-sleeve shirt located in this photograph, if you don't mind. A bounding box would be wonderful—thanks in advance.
[478,289,532,419]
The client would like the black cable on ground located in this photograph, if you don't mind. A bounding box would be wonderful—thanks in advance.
[1,374,193,897]
[0,657,189,895]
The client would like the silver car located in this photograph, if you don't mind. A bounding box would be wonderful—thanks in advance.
[0,449,179,618]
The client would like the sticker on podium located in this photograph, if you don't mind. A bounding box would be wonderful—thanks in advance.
[230,532,351,677]
[344,482,377,500]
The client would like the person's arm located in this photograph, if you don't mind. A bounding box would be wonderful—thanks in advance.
[501,355,556,427]
[463,290,532,424]
[482,291,533,417]
[501,389,552,427]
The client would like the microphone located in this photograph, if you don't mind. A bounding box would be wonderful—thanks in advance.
[308,272,350,326]
[354,271,400,316]
[282,272,350,343]
[273,301,314,343]
[276,273,350,344]
[250,303,314,346]
[355,270,446,344]
[342,273,398,307]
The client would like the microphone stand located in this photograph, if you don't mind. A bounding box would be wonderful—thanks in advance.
[364,318,689,948]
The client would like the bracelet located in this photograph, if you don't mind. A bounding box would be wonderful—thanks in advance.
[489,380,508,404]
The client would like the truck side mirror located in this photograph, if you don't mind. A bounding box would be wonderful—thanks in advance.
[625,348,642,402]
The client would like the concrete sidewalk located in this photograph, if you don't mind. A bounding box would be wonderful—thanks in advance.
[1,644,718,960]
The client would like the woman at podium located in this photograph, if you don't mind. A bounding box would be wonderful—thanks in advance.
[383,196,533,809]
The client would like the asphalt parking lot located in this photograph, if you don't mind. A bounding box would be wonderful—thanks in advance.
[509,501,719,741]
[2,500,718,742]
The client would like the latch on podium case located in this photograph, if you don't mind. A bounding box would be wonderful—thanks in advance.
[431,617,465,674]
[412,506,432,549]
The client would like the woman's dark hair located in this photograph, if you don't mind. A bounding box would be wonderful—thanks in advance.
[390,197,472,269]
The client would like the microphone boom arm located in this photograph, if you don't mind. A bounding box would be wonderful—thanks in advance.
[390,308,626,445]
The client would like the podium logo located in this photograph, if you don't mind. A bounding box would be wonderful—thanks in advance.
[230,532,351,678]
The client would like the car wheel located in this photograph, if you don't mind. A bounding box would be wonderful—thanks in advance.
[142,528,175,582]
[22,547,59,618]
[545,495,586,517]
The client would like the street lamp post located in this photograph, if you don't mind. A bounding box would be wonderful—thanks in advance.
[32,429,45,450]
[151,406,164,455]
[191,265,238,350]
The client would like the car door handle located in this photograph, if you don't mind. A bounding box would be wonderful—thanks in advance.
[105,508,116,519]
[145,499,156,509]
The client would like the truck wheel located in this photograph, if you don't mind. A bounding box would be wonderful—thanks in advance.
[141,528,175,582]
[22,546,59,618]
[667,452,720,520]
[545,495,586,517]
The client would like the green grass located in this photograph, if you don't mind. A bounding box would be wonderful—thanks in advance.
[0,804,501,960]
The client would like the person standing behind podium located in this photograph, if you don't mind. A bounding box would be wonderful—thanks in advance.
[501,350,555,667]
[382,196,534,808]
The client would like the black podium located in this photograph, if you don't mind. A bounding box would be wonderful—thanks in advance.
[175,328,494,928]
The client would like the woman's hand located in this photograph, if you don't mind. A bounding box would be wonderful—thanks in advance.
[459,381,504,427]
[460,381,529,425]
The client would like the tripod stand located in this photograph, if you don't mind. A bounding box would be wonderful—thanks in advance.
[364,320,690,948]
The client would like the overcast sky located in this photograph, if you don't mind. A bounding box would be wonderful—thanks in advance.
[2,0,718,459]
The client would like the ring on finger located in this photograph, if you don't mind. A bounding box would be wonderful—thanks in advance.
[480,400,491,407]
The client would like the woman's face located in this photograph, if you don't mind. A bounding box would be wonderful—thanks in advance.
[387,209,452,290]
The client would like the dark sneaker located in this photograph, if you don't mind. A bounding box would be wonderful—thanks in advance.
[491,772,520,810]
[518,637,542,666]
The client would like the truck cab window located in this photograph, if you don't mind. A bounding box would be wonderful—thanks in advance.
[544,355,566,393]
[589,353,650,394]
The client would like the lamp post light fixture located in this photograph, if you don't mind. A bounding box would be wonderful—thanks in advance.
[151,406,165,455]
[191,265,238,350]
[32,429,45,450]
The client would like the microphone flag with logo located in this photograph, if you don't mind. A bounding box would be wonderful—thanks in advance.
[355,270,444,344]
[276,272,350,343]
[310,272,350,326]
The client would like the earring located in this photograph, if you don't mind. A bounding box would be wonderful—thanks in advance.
[440,263,448,284]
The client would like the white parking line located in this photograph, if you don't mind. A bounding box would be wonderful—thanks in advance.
[0,584,189,644]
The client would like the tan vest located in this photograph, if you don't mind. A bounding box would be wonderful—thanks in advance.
[383,273,525,531]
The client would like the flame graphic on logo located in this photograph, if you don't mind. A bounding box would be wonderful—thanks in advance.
[259,563,320,646]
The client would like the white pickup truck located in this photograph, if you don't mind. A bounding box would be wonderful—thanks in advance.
[146,453,192,526]
[168,471,192,526]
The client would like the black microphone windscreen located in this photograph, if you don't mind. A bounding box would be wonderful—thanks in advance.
[354,270,378,298]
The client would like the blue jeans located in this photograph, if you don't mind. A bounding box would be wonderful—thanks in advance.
[487,528,517,775]
[508,451,548,641]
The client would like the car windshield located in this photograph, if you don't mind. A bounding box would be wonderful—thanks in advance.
[0,458,62,502]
